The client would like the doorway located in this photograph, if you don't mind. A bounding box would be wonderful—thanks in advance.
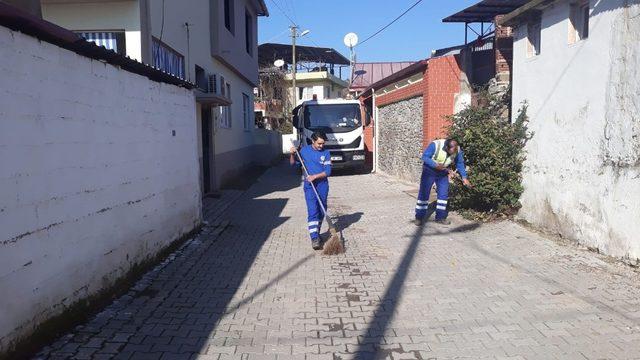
[201,107,215,195]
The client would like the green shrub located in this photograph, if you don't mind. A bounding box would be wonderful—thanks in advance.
[447,89,532,219]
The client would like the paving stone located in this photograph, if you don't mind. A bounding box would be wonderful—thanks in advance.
[32,163,640,359]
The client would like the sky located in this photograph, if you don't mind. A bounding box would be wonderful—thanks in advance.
[258,0,481,63]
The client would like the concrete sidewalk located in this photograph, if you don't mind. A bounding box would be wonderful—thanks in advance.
[35,162,640,359]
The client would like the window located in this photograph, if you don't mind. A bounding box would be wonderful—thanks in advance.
[245,9,253,56]
[218,78,232,128]
[243,93,252,130]
[302,104,362,133]
[195,65,207,91]
[77,31,126,55]
[219,106,231,128]
[569,0,589,44]
[297,87,314,101]
[224,0,234,34]
[152,37,185,78]
[526,18,541,58]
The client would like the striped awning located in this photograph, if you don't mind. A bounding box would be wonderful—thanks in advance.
[78,32,118,52]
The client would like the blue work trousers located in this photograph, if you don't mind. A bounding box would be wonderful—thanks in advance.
[415,166,449,220]
[304,181,329,240]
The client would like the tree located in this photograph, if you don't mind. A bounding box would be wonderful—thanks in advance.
[447,89,532,219]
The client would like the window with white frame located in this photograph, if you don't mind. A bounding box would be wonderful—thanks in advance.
[219,105,231,128]
[569,0,589,44]
[243,93,251,130]
[297,86,314,101]
[526,18,541,58]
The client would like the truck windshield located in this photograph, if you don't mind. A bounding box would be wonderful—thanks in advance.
[303,104,361,133]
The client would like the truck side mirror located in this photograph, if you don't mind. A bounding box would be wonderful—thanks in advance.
[292,105,302,130]
[292,114,300,130]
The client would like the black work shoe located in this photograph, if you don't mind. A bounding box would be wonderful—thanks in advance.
[434,218,451,225]
[311,239,322,250]
[413,218,424,226]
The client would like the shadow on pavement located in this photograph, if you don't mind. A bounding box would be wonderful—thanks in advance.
[224,254,314,313]
[34,162,306,359]
[353,222,426,359]
[334,212,364,231]
[353,221,481,359]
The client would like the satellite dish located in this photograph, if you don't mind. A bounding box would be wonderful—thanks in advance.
[273,59,285,67]
[343,32,358,48]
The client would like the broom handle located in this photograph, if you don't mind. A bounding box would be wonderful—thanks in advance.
[293,147,335,229]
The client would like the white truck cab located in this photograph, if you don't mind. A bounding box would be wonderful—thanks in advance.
[292,99,370,171]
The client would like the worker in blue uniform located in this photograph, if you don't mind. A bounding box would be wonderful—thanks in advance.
[290,131,332,250]
[415,138,472,226]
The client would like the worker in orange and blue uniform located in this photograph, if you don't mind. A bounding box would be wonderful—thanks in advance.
[290,131,332,250]
[415,138,472,226]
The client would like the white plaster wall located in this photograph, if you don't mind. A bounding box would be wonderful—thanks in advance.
[0,26,201,351]
[148,0,256,158]
[213,76,257,154]
[42,1,142,61]
[511,0,640,261]
[289,79,346,107]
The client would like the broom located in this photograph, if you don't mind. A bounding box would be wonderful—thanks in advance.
[293,146,344,255]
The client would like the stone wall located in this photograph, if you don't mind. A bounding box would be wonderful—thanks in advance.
[377,96,424,183]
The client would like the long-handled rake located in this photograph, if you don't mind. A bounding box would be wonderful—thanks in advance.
[293,147,344,255]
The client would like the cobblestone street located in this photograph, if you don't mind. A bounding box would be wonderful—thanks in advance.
[36,162,640,360]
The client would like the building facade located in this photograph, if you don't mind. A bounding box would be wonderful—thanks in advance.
[503,0,640,262]
[359,55,471,182]
[41,0,270,191]
[286,70,349,105]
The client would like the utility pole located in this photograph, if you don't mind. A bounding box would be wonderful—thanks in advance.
[290,26,298,110]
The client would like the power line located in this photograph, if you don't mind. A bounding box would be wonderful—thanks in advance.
[268,0,297,26]
[287,0,298,25]
[264,28,290,43]
[357,0,425,47]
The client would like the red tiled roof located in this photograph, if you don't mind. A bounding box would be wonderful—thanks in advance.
[349,61,416,91]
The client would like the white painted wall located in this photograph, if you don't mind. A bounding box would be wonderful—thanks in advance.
[511,0,640,261]
[290,81,346,106]
[42,1,143,61]
[0,26,201,351]
[147,0,259,187]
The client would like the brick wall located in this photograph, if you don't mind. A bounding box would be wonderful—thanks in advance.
[422,55,462,147]
[376,81,425,107]
[0,26,201,351]
[494,15,513,84]
[362,54,464,175]
[363,124,374,168]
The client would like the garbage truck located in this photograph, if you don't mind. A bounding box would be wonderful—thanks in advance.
[292,98,370,171]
